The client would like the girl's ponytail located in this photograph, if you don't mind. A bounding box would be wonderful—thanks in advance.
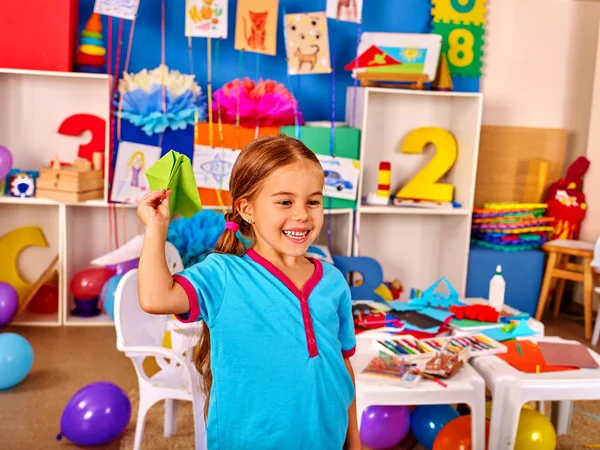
[213,211,252,256]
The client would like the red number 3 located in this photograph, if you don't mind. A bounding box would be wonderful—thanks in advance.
[58,114,106,164]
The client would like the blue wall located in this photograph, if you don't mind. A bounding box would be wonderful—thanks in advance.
[79,0,479,123]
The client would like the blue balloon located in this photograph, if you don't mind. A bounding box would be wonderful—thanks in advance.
[58,381,131,446]
[410,404,460,450]
[0,332,34,390]
[101,274,124,320]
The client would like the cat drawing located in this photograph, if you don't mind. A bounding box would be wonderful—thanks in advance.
[295,45,320,72]
[242,11,267,50]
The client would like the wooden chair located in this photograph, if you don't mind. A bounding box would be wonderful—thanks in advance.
[535,239,598,339]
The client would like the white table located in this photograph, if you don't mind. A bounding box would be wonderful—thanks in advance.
[471,336,600,449]
[352,333,487,449]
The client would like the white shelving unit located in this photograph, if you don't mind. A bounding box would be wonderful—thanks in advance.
[0,69,354,327]
[0,69,112,326]
[346,87,483,297]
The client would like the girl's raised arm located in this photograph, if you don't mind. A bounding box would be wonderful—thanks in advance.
[137,189,189,315]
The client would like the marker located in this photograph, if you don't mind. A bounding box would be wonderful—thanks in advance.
[386,341,409,355]
[376,341,400,356]
[394,341,416,355]
[464,336,486,350]
[401,338,419,351]
[472,336,493,349]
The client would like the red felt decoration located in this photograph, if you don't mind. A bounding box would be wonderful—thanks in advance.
[57,114,106,164]
[450,304,499,323]
[545,156,590,240]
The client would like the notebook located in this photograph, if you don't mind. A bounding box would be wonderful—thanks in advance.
[537,342,599,369]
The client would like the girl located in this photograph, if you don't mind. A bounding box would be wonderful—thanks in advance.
[137,135,361,449]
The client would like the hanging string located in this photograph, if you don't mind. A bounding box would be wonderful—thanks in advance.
[255,54,260,81]
[106,16,115,250]
[207,38,214,147]
[326,44,336,251]
[112,18,127,245]
[235,50,243,150]
[121,203,127,242]
[351,21,362,128]
[159,0,167,148]
[187,36,199,146]
[351,21,363,253]
[161,0,167,115]
[215,39,224,147]
[282,7,300,140]
[117,18,137,141]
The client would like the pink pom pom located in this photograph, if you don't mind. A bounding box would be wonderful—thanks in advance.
[212,78,304,128]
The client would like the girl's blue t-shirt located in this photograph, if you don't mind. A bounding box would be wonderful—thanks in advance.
[174,248,356,450]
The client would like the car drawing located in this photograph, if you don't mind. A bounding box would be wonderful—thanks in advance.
[324,170,353,191]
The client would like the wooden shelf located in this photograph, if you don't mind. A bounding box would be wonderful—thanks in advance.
[0,68,110,80]
[359,205,470,215]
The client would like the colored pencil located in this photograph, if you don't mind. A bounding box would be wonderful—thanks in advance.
[386,341,409,355]
[378,341,401,356]
[413,369,448,388]
[472,336,493,349]
[401,338,419,351]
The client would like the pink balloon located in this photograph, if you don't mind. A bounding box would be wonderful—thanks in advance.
[0,146,13,180]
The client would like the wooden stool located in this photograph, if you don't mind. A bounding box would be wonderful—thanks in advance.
[535,239,597,339]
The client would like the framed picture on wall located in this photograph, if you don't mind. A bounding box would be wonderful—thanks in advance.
[346,32,442,85]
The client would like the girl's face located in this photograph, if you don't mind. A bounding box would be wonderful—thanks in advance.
[241,161,324,258]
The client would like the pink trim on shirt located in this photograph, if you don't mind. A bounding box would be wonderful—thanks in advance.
[246,248,322,358]
[342,346,356,358]
[173,275,201,323]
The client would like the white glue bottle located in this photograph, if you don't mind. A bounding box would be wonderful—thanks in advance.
[488,265,506,312]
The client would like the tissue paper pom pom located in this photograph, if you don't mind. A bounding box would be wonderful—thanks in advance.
[167,209,226,267]
[117,65,207,136]
[212,77,303,128]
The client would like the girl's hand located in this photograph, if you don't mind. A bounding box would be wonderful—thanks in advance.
[137,189,171,233]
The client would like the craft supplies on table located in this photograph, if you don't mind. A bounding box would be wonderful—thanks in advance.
[371,333,506,360]
[420,334,507,357]
[361,354,422,387]
[496,340,581,373]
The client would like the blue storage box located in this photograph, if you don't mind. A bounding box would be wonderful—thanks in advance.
[466,245,545,316]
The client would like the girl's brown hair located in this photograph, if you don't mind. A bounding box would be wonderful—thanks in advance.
[195,134,322,419]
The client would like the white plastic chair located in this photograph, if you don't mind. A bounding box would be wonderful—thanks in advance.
[114,269,207,450]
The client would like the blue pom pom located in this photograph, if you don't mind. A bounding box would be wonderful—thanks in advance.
[167,209,227,267]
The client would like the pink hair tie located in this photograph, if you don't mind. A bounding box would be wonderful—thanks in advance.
[225,221,240,232]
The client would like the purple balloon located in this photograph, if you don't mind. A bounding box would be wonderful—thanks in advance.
[57,381,131,446]
[0,282,18,326]
[0,146,13,180]
[360,405,411,449]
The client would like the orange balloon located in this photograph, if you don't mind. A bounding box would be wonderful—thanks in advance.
[432,415,490,450]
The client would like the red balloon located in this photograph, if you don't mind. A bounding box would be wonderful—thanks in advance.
[27,284,59,314]
[70,268,115,300]
[433,415,490,450]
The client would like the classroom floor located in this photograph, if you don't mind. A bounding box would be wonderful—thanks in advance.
[1,315,599,450]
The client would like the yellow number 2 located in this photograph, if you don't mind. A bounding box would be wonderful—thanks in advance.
[448,28,474,68]
[396,127,458,203]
